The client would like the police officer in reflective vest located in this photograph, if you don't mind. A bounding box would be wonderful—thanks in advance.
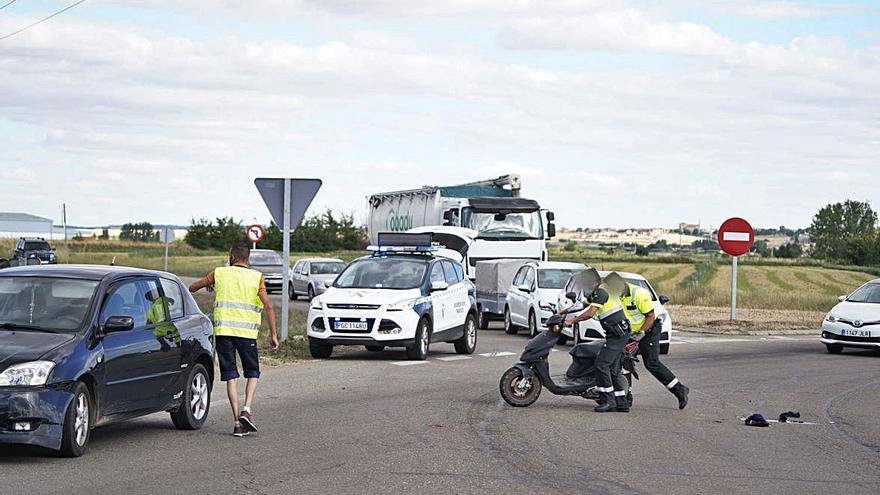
[564,268,632,412]
[606,272,689,409]
[189,243,279,437]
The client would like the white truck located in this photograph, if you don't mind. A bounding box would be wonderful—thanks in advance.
[366,175,556,278]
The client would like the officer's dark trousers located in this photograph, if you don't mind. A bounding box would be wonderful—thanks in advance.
[595,331,630,407]
[640,320,678,390]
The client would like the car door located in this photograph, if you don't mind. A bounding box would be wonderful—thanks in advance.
[295,261,307,294]
[99,277,183,416]
[428,262,452,332]
[508,267,528,326]
[519,267,537,324]
[441,260,468,335]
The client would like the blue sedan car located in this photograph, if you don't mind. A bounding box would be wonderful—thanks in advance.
[0,265,215,457]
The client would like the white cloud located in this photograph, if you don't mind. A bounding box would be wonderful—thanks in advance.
[739,2,873,19]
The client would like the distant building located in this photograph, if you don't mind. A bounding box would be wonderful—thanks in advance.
[0,212,54,239]
[678,222,702,233]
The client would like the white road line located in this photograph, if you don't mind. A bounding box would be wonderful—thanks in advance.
[436,356,473,362]
[390,361,429,366]
[479,351,517,357]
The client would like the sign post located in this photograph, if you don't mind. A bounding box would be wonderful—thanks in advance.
[717,217,755,321]
[255,178,322,342]
[160,226,175,273]
[246,224,265,249]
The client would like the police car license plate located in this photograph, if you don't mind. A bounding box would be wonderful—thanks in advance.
[335,321,368,331]
[842,329,870,338]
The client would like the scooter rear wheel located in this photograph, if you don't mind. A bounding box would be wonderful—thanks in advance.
[500,367,542,407]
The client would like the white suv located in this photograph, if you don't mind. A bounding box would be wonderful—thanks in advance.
[504,261,588,341]
[566,271,673,354]
[307,236,478,360]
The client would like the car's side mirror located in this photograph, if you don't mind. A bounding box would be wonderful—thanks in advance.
[104,316,134,333]
[659,295,670,305]
[517,284,532,293]
[566,291,578,302]
[838,295,847,302]
[431,281,449,292]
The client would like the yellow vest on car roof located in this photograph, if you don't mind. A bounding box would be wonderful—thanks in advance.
[213,266,264,339]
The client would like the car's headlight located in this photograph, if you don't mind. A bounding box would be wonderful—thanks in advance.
[825,314,838,323]
[0,361,55,387]
[539,302,556,312]
[387,298,418,312]
[310,298,323,311]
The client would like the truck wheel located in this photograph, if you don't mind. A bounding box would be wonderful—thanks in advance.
[170,363,211,430]
[59,382,92,458]
[309,338,333,358]
[504,307,518,335]
[407,318,431,360]
[454,314,478,354]
[477,309,489,330]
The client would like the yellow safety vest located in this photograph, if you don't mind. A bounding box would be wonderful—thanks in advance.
[213,266,264,339]
[621,283,653,333]
[585,284,628,329]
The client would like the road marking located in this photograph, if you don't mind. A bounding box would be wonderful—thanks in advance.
[390,361,429,366]
[437,356,472,362]
[479,351,517,357]
[722,232,751,242]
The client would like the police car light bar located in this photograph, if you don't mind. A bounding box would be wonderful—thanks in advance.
[368,232,442,254]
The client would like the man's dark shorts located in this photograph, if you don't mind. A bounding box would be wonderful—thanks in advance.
[216,336,261,381]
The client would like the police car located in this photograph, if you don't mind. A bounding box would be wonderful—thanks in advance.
[307,233,478,360]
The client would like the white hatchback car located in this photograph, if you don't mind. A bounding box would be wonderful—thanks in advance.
[820,279,880,354]
[567,271,672,354]
[503,261,588,341]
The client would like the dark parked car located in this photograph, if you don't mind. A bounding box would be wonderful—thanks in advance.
[0,265,215,457]
[10,237,57,266]
[248,249,285,293]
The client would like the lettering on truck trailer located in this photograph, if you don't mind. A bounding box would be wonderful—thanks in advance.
[387,209,414,231]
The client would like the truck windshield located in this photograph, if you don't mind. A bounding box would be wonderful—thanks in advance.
[334,257,428,290]
[462,209,542,239]
[0,277,98,332]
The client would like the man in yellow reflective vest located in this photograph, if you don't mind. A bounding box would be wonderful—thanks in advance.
[190,243,279,437]
[564,268,632,412]
[605,272,689,410]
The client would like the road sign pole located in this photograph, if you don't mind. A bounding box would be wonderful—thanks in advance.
[731,256,738,321]
[281,179,291,342]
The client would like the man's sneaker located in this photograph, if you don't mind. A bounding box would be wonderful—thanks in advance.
[239,410,258,432]
[233,422,249,437]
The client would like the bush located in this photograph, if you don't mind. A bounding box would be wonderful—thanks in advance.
[184,217,246,251]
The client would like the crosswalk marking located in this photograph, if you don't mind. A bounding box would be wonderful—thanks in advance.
[390,361,429,366]
[479,351,516,357]
[437,356,472,362]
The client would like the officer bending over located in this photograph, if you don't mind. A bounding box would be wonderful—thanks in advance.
[564,269,632,413]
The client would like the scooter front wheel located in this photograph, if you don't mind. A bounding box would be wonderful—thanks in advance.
[500,367,542,407]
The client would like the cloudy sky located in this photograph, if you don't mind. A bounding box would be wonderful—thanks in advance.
[1,0,878,229]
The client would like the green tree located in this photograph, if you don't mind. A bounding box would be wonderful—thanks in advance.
[752,239,771,257]
[119,222,157,242]
[184,218,214,250]
[773,242,803,259]
[811,200,878,261]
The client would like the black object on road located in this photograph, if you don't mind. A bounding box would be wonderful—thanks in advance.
[778,411,801,423]
[745,413,770,427]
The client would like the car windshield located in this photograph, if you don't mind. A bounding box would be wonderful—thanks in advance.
[24,241,51,251]
[334,257,428,289]
[311,262,345,275]
[847,283,880,303]
[0,277,98,332]
[462,209,543,239]
[250,252,283,265]
[538,269,580,289]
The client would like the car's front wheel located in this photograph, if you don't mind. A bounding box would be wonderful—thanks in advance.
[826,344,844,354]
[528,311,539,338]
[454,313,478,354]
[407,318,431,360]
[171,363,211,430]
[307,285,315,301]
[310,338,333,358]
[477,308,490,330]
[289,282,298,300]
[504,307,519,335]
[59,382,92,457]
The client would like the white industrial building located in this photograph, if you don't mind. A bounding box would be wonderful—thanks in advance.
[0,212,54,239]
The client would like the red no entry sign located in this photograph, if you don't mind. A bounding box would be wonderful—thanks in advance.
[246,224,265,243]
[718,217,754,257]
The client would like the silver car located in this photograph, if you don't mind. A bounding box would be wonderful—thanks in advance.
[248,249,286,293]
[290,258,346,301]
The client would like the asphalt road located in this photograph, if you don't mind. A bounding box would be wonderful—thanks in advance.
[2,325,879,495]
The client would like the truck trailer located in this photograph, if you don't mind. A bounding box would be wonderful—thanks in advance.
[366,175,555,278]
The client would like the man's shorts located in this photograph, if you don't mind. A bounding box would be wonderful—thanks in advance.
[216,336,261,381]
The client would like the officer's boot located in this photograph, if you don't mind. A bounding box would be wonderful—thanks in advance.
[626,391,633,408]
[594,392,616,412]
[671,383,689,410]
